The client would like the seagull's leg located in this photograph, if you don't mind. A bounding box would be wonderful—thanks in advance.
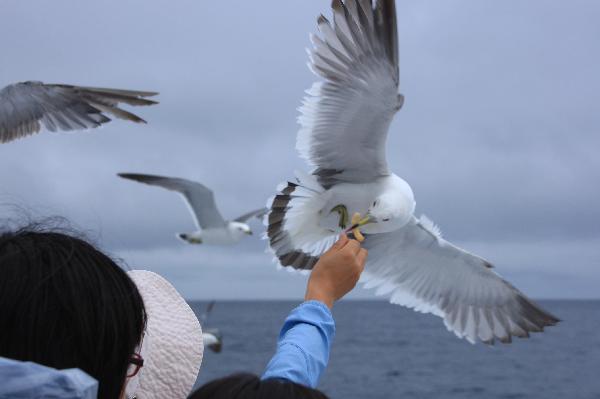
[329,204,349,229]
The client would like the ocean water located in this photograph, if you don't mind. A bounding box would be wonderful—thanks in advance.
[189,300,599,399]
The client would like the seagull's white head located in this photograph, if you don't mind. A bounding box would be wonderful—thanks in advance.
[361,190,415,233]
[368,197,397,223]
[228,221,252,237]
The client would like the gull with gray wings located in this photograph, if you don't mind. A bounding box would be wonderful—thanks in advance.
[265,0,558,344]
[200,301,223,353]
[119,173,267,245]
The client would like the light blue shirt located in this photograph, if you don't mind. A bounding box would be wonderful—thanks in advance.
[0,357,98,399]
[262,300,335,388]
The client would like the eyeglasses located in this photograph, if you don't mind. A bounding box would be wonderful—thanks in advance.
[127,353,144,377]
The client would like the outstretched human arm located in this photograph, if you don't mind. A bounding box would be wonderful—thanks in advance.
[262,235,367,388]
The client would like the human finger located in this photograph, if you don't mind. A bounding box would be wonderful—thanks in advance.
[332,233,349,250]
[356,248,368,270]
[344,238,361,255]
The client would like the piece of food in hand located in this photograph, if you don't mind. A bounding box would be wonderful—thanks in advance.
[351,213,365,242]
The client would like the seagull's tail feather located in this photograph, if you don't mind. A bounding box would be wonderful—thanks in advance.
[265,171,337,270]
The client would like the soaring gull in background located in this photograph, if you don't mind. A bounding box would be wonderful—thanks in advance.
[118,173,267,245]
[0,81,158,143]
[200,301,223,353]
[266,0,559,344]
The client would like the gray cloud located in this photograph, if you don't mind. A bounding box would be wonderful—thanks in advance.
[1,0,598,299]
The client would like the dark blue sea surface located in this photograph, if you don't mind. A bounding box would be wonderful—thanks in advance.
[189,300,599,399]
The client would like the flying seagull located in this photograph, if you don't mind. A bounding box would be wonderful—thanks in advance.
[0,81,158,143]
[266,0,558,344]
[203,329,223,353]
[200,301,223,353]
[118,173,267,245]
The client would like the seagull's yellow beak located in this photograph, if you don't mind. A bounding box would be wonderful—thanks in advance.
[345,213,375,232]
[357,214,373,226]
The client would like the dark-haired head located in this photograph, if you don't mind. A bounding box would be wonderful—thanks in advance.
[0,223,146,399]
[189,373,330,399]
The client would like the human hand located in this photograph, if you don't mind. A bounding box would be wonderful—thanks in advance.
[304,234,368,309]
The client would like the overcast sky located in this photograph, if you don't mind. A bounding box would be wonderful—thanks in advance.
[1,0,598,300]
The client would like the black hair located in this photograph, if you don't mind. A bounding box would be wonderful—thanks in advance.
[189,373,330,399]
[0,221,147,399]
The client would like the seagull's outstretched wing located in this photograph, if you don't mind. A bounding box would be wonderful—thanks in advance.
[362,216,560,344]
[0,81,158,143]
[200,300,217,324]
[298,0,403,186]
[234,208,268,223]
[118,173,226,229]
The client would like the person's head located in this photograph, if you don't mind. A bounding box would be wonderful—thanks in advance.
[0,222,147,399]
[189,373,330,399]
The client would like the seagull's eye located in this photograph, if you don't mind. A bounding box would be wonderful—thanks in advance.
[382,218,390,222]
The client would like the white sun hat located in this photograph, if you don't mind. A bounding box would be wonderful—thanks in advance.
[126,270,204,399]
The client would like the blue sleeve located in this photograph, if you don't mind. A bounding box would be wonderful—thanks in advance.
[261,300,335,388]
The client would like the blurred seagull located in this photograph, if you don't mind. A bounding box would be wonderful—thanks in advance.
[202,329,223,353]
[0,81,158,144]
[200,301,223,353]
[266,0,558,344]
[118,173,267,245]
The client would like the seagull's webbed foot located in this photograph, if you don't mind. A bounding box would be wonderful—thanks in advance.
[329,204,349,229]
